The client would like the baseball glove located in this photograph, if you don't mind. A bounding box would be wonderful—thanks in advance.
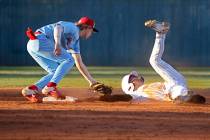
[90,82,112,95]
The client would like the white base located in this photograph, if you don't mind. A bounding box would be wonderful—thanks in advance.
[42,96,78,102]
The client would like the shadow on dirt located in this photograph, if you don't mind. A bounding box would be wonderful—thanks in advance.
[99,94,132,102]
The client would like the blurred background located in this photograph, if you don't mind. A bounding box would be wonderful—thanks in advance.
[0,0,209,66]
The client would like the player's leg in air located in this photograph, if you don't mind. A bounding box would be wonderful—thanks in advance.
[145,20,205,104]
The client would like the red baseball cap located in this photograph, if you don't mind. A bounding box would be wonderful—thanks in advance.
[78,16,98,32]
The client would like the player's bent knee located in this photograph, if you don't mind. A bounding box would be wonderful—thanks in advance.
[170,85,188,100]
[66,58,75,64]
[47,70,56,74]
[64,59,75,69]
[149,57,160,66]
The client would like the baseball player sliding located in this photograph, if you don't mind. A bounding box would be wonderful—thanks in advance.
[121,20,206,104]
[22,16,112,103]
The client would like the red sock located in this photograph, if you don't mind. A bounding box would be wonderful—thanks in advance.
[47,82,57,87]
[28,85,38,90]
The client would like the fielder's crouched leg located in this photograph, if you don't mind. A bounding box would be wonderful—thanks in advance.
[42,82,64,99]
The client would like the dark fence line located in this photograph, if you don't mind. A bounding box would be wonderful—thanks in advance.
[0,0,209,66]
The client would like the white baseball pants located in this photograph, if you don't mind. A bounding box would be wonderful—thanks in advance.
[149,33,188,99]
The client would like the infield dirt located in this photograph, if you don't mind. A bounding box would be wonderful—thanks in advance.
[0,88,209,140]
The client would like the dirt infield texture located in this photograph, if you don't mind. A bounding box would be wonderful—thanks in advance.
[0,88,210,140]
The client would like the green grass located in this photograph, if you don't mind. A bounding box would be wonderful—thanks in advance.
[0,66,210,88]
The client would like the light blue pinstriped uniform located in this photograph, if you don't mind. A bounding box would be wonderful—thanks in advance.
[27,21,80,89]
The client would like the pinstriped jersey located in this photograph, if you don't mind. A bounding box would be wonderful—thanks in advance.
[131,82,172,101]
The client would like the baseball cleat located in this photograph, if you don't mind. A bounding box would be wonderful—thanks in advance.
[42,85,63,99]
[173,91,206,104]
[187,94,206,104]
[22,86,42,103]
[145,20,170,34]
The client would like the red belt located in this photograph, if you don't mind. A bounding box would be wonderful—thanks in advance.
[26,27,41,40]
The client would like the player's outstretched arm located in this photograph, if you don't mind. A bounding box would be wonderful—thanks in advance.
[72,53,97,86]
[72,53,112,95]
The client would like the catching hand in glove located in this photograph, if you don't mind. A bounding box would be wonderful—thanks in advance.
[90,82,112,95]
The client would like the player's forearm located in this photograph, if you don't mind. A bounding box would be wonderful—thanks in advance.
[76,62,96,85]
[54,24,63,46]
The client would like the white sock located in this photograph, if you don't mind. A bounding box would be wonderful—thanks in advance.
[156,32,166,39]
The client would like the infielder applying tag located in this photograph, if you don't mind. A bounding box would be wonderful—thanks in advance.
[22,17,112,103]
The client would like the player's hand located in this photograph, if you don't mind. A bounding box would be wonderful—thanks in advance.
[54,44,61,56]
[90,82,112,95]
